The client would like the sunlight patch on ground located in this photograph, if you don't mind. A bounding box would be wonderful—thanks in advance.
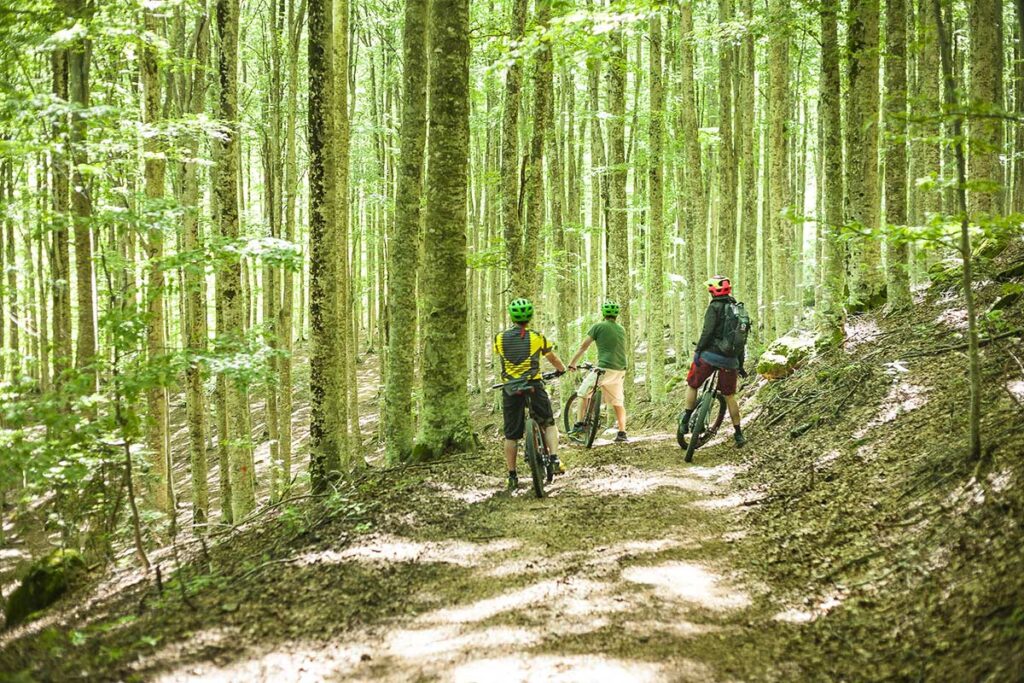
[428,480,501,504]
[622,562,750,611]
[383,624,539,660]
[575,464,709,496]
[845,318,882,352]
[295,534,518,568]
[935,307,967,331]
[153,640,364,683]
[774,593,845,624]
[421,579,564,625]
[853,381,929,438]
[485,538,688,579]
[1007,380,1024,402]
[691,493,748,509]
[814,449,842,469]
[686,464,741,485]
[450,654,667,683]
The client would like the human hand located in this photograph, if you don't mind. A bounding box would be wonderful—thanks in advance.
[568,364,578,372]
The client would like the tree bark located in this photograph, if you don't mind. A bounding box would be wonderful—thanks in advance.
[606,28,630,372]
[308,0,347,487]
[415,0,472,459]
[884,0,911,309]
[967,0,1004,218]
[680,2,706,343]
[818,0,846,342]
[648,13,666,402]
[846,0,885,310]
[383,0,428,463]
[215,0,256,519]
[501,0,529,298]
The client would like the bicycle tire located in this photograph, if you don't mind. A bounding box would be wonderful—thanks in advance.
[563,392,582,443]
[585,389,602,449]
[684,393,711,463]
[524,419,546,498]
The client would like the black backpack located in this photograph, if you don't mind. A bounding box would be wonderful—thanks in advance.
[714,301,751,357]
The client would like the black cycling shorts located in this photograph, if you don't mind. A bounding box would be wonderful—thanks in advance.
[501,380,554,440]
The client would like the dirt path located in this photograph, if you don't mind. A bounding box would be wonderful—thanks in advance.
[151,431,762,682]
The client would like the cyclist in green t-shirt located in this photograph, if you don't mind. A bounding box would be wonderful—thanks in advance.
[567,301,629,442]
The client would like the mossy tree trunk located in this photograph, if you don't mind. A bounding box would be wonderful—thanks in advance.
[141,6,174,515]
[415,0,472,460]
[967,0,1003,219]
[679,2,705,343]
[766,0,790,337]
[818,0,846,342]
[846,0,884,311]
[737,0,757,311]
[716,0,736,281]
[384,0,428,463]
[182,10,211,528]
[215,0,255,520]
[501,0,528,298]
[884,0,911,309]
[606,28,630,370]
[524,0,551,301]
[648,13,666,402]
[308,0,347,488]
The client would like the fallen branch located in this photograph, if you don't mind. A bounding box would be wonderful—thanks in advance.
[899,328,1024,359]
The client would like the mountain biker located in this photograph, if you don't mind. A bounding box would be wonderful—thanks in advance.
[494,298,567,491]
[567,300,629,443]
[680,276,748,447]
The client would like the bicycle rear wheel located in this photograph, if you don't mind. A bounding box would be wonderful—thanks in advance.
[585,390,602,449]
[524,419,546,498]
[563,393,583,443]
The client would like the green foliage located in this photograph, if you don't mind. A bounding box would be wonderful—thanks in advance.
[4,548,86,628]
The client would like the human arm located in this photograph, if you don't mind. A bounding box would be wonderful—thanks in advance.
[694,304,719,358]
[567,336,594,370]
[545,351,567,374]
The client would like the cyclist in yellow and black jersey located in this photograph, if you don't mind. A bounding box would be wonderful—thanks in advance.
[493,298,566,491]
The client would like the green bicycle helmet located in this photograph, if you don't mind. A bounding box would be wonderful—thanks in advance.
[602,300,621,318]
[508,298,534,323]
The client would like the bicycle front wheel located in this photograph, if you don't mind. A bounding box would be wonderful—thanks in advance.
[684,393,711,463]
[563,392,583,443]
[585,389,602,449]
[524,419,546,498]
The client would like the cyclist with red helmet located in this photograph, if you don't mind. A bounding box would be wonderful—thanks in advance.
[680,276,748,447]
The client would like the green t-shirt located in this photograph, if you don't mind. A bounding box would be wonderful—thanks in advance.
[587,319,627,371]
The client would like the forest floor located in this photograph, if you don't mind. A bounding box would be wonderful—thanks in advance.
[3,248,1024,682]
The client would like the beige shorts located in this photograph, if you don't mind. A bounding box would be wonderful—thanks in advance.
[597,369,626,407]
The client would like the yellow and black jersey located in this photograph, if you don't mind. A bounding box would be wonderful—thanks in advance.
[493,326,553,380]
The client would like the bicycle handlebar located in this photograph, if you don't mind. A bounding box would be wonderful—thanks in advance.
[491,370,562,390]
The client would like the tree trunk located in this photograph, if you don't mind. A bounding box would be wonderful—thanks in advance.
[524,0,551,301]
[648,13,666,402]
[501,0,529,298]
[737,0,757,310]
[884,0,911,309]
[767,0,791,336]
[679,2,706,343]
[717,0,737,280]
[383,0,428,463]
[846,0,884,311]
[183,11,211,528]
[415,0,472,459]
[308,0,347,487]
[215,0,255,520]
[818,0,846,342]
[606,28,630,372]
[968,0,1003,218]
[141,7,174,515]
[51,50,72,382]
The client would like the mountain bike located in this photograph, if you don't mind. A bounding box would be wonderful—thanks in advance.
[677,366,727,463]
[563,362,605,449]
[492,371,560,498]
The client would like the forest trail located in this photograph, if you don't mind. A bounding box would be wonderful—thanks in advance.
[152,432,758,682]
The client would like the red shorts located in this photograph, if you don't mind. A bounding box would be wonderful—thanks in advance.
[686,358,737,396]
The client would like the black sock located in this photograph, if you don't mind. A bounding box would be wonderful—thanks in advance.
[509,469,517,477]
[734,425,742,434]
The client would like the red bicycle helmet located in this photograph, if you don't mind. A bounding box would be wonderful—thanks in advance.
[705,275,732,297]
